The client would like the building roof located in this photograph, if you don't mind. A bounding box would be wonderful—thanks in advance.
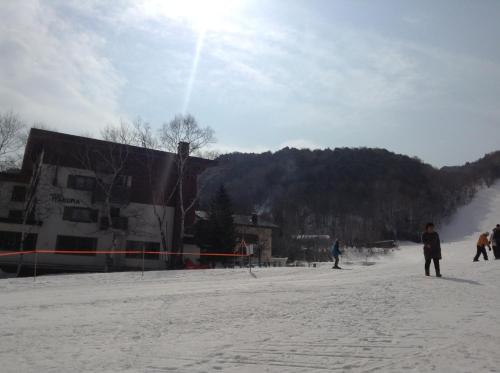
[17,128,214,206]
[23,128,213,170]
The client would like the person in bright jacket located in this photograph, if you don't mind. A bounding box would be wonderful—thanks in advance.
[331,239,342,269]
[421,222,442,277]
[474,232,491,262]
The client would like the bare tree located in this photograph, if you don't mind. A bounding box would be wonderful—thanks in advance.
[97,119,173,267]
[132,117,158,149]
[101,120,139,146]
[159,114,215,266]
[98,115,215,268]
[101,117,159,149]
[145,154,176,257]
[0,111,26,170]
[75,125,137,269]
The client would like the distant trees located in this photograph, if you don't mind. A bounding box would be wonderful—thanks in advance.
[200,147,500,250]
[0,111,26,170]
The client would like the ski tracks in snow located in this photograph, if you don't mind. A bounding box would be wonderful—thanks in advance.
[1,243,500,372]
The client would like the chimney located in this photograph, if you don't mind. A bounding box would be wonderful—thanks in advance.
[178,141,190,159]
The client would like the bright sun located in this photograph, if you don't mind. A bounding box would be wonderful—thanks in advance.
[138,0,246,113]
[149,0,244,32]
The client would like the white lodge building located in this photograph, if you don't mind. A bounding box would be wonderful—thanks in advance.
[0,129,211,274]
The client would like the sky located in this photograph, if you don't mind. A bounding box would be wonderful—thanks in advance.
[1,0,500,167]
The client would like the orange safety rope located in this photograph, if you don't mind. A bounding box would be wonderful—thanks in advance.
[0,250,249,257]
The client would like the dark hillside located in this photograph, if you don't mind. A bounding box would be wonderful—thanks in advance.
[200,147,500,250]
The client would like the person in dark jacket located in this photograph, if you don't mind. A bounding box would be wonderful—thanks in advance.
[421,222,442,277]
[491,224,500,260]
[331,239,342,269]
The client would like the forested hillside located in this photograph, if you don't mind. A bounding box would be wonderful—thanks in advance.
[200,147,500,249]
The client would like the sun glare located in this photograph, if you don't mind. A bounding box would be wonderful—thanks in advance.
[138,0,246,114]
[153,0,244,32]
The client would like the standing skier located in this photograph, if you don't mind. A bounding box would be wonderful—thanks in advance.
[474,232,491,262]
[491,224,500,260]
[331,239,342,269]
[422,223,442,277]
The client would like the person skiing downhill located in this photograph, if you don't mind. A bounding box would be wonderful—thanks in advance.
[491,224,500,260]
[421,223,442,277]
[331,239,342,269]
[474,232,491,262]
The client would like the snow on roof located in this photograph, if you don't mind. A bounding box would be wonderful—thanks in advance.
[293,234,331,240]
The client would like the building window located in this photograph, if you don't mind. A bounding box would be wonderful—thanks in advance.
[126,241,160,260]
[8,210,23,223]
[11,186,26,202]
[55,235,97,256]
[67,175,95,191]
[0,231,37,251]
[63,206,98,223]
[93,181,130,204]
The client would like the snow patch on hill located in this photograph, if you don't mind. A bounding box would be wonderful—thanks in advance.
[440,180,500,242]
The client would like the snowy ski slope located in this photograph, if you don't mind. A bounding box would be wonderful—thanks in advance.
[1,183,500,372]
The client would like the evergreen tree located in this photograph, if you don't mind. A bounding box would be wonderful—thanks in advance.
[207,185,236,254]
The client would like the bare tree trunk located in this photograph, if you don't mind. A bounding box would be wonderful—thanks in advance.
[16,151,43,276]
[175,159,186,268]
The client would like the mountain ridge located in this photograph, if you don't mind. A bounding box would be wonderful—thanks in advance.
[200,147,500,252]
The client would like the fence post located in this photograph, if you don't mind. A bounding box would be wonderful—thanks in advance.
[33,249,38,282]
[141,246,145,279]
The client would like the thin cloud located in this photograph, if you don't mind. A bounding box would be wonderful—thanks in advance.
[0,0,124,132]
[2,1,500,166]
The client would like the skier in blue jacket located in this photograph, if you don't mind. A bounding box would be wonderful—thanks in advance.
[331,239,342,269]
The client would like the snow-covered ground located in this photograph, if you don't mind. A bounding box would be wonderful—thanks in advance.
[1,183,500,372]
